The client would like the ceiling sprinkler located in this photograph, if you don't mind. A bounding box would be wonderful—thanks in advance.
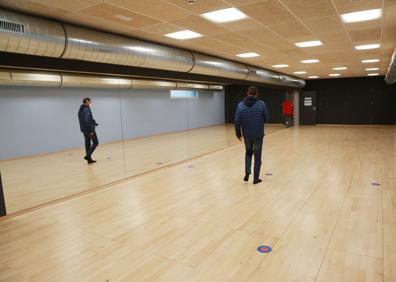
[188,0,195,5]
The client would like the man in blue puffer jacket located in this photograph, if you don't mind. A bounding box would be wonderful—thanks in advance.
[235,86,269,184]
[78,97,99,164]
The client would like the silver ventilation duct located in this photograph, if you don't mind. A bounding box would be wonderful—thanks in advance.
[0,9,305,88]
[385,47,396,84]
[0,69,223,90]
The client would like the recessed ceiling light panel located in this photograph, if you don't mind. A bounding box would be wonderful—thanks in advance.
[165,30,202,40]
[341,9,382,23]
[272,64,289,68]
[236,52,259,58]
[308,76,319,79]
[368,73,379,76]
[294,41,322,48]
[201,8,247,23]
[114,14,132,21]
[332,67,347,70]
[362,59,379,63]
[365,67,379,71]
[294,71,307,74]
[355,44,380,50]
[329,73,341,77]
[301,59,319,64]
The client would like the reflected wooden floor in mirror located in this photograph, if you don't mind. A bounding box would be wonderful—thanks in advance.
[0,124,284,213]
[0,125,395,281]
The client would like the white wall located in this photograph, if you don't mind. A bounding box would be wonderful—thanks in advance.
[0,86,225,160]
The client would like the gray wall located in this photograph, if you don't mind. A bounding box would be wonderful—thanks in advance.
[0,86,225,160]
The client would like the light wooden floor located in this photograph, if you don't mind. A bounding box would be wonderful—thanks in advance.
[0,125,283,214]
[0,125,395,282]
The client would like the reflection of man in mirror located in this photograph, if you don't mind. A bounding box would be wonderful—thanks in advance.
[78,98,99,164]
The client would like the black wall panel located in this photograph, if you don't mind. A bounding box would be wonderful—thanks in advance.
[304,76,396,125]
[225,85,286,124]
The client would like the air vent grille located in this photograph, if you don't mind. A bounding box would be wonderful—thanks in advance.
[0,20,25,33]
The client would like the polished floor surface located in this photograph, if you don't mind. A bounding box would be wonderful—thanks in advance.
[0,124,284,213]
[0,125,395,281]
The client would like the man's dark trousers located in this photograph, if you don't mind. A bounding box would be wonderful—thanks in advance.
[244,137,263,181]
[84,132,99,158]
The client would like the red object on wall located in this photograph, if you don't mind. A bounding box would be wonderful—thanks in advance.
[282,101,294,117]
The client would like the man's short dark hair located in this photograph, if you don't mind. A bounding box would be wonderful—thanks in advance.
[83,97,91,104]
[247,86,258,96]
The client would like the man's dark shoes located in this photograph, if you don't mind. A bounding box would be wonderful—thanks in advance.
[243,173,250,182]
[85,156,97,164]
[253,179,262,184]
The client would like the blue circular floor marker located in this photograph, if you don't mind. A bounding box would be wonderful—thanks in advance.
[371,182,381,186]
[257,245,272,253]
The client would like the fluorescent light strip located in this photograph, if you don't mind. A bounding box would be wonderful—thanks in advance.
[295,41,322,48]
[272,64,289,68]
[236,52,259,58]
[341,9,382,23]
[294,71,307,74]
[201,8,247,23]
[368,73,379,76]
[308,76,319,79]
[301,59,319,64]
[329,73,341,77]
[355,44,380,50]
[165,30,202,40]
[365,67,379,71]
[114,14,132,21]
[332,67,347,70]
[362,59,379,63]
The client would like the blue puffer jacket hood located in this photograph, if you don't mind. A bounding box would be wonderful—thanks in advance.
[243,96,257,107]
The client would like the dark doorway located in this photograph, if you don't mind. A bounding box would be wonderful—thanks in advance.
[300,91,317,125]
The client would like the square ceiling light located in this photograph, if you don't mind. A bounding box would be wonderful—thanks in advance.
[355,44,380,50]
[201,8,247,23]
[308,76,319,79]
[272,64,289,68]
[332,67,347,70]
[294,41,322,48]
[366,67,379,71]
[368,73,379,76]
[237,52,259,58]
[329,73,341,77]
[165,30,202,40]
[294,71,307,74]
[301,59,319,64]
[341,9,382,23]
[362,59,379,63]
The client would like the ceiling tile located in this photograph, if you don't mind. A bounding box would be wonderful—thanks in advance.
[141,23,182,35]
[171,15,229,36]
[332,0,383,14]
[28,0,101,12]
[302,16,345,34]
[219,17,264,31]
[106,0,190,22]
[164,0,231,14]
[0,0,71,18]
[279,0,337,19]
[214,32,257,49]
[239,1,298,26]
[269,21,312,39]
[224,0,264,6]
[348,27,381,42]
[238,27,295,49]
[81,3,160,28]
[60,12,137,35]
